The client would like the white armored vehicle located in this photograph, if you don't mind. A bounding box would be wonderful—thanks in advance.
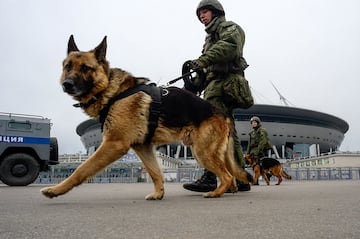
[0,112,58,186]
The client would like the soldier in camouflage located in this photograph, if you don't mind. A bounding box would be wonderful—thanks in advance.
[183,0,250,193]
[247,116,272,160]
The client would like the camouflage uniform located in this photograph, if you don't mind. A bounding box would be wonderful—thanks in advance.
[194,0,247,168]
[247,116,272,160]
[183,0,250,193]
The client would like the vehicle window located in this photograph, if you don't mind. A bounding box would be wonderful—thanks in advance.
[8,122,32,130]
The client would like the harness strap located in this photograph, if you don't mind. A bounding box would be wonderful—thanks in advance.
[259,157,264,166]
[252,157,264,168]
[99,83,162,143]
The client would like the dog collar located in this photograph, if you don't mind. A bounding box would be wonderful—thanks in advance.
[73,96,98,109]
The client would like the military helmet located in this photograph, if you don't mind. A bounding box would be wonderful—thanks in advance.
[250,116,261,124]
[196,0,225,20]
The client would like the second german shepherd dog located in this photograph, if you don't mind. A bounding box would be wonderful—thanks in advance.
[41,35,253,200]
[245,154,291,186]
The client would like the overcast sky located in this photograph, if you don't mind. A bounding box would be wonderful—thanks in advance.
[1,0,359,154]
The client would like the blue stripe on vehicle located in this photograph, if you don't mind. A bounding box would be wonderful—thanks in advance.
[0,135,50,144]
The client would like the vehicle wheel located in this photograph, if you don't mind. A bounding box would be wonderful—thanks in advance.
[0,153,40,186]
[50,137,59,163]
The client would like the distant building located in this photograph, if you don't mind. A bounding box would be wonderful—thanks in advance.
[76,104,349,160]
[234,104,349,158]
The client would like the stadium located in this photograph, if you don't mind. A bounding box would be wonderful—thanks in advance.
[76,104,349,160]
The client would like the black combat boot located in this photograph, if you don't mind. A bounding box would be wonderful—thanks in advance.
[237,180,251,191]
[226,180,251,193]
[183,170,217,192]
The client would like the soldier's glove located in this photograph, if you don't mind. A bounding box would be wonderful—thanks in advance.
[189,60,204,71]
[182,60,200,94]
[182,60,207,95]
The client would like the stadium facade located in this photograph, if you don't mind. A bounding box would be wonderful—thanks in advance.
[76,104,349,160]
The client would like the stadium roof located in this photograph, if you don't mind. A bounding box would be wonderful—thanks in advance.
[234,104,349,134]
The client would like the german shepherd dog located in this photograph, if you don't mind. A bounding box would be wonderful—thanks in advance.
[245,154,291,186]
[41,35,253,200]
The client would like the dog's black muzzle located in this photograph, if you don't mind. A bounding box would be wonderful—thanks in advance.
[62,79,77,95]
[62,77,94,97]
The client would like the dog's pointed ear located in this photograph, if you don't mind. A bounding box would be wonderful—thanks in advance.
[94,36,107,61]
[67,35,79,54]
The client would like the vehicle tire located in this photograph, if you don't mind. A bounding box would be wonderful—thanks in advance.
[0,153,40,186]
[50,137,59,163]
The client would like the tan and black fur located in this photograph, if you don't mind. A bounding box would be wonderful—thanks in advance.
[41,35,253,200]
[245,154,291,185]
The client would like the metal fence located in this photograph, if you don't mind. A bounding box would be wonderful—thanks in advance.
[175,167,360,182]
[285,167,360,180]
[33,167,360,184]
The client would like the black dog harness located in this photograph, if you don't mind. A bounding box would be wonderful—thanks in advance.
[250,157,264,169]
[98,83,163,143]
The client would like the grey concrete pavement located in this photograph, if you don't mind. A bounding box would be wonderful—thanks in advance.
[0,181,359,239]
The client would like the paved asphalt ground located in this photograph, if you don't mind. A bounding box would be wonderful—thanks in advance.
[0,181,359,239]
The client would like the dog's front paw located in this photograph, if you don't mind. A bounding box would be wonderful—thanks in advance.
[145,191,164,200]
[40,187,59,199]
[203,191,221,198]
[228,184,238,193]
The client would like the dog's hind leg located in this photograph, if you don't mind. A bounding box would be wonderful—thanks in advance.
[133,145,164,200]
[199,146,239,197]
[252,165,261,185]
[191,143,233,198]
[41,139,130,198]
[272,167,285,185]
[204,165,233,198]
[224,141,254,188]
[262,171,270,185]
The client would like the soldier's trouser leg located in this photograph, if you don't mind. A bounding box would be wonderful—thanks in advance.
[232,125,245,168]
[231,119,250,191]
[205,96,246,168]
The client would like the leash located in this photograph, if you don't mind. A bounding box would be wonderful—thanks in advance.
[166,70,197,86]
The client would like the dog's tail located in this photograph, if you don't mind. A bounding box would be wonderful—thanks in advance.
[280,168,292,180]
[225,119,253,184]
